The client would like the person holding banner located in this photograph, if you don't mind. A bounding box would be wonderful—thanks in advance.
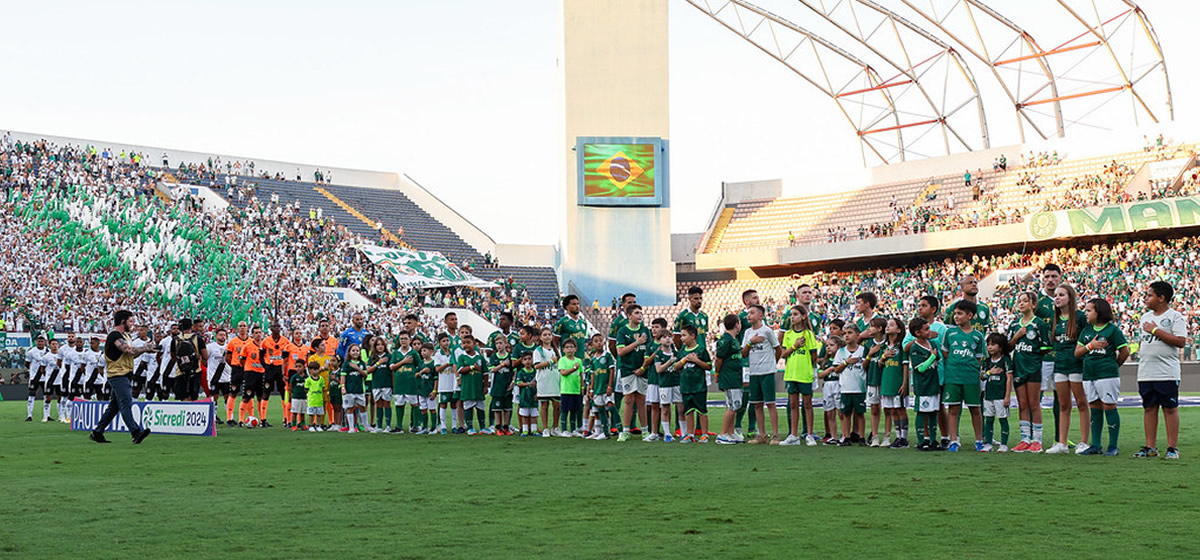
[90,309,154,444]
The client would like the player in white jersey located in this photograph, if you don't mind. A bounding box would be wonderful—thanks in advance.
[41,340,64,422]
[131,326,155,399]
[65,337,87,401]
[154,327,177,400]
[206,328,230,420]
[24,335,49,421]
[85,337,108,399]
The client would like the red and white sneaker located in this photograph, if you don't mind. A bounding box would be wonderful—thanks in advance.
[1012,441,1031,453]
[1027,441,1043,453]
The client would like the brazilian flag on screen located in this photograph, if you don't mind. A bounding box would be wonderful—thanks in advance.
[583,143,656,198]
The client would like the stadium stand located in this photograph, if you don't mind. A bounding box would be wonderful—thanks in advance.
[707,142,1198,253]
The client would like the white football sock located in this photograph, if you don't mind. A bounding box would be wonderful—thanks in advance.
[27,397,35,418]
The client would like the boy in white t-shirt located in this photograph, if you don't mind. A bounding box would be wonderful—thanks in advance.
[833,324,867,446]
[1135,281,1187,460]
[740,305,781,444]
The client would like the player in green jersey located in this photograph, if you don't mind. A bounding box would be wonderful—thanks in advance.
[879,318,909,448]
[417,344,438,434]
[817,320,845,444]
[585,334,616,439]
[488,312,519,356]
[553,295,590,355]
[673,325,712,444]
[365,337,392,432]
[861,315,887,447]
[1074,298,1130,456]
[853,292,879,334]
[1052,284,1090,453]
[487,337,515,435]
[645,318,672,441]
[288,365,308,431]
[388,331,420,433]
[715,315,745,445]
[907,318,942,450]
[941,300,987,452]
[1031,265,1064,446]
[340,344,368,433]
[1008,292,1051,453]
[515,353,539,436]
[607,293,637,433]
[456,336,488,434]
[673,286,710,350]
[615,305,653,442]
[944,275,995,332]
[981,333,1013,452]
[652,330,680,442]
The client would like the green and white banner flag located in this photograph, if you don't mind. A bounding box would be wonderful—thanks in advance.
[356,245,496,289]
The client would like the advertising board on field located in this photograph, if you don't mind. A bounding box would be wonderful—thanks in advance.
[69,398,217,436]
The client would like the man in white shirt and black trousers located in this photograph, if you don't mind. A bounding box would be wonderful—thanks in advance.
[1135,281,1187,460]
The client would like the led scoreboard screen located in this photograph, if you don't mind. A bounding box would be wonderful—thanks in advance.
[576,137,667,207]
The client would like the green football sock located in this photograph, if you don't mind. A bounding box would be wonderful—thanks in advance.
[383,407,392,428]
[410,407,419,428]
[1050,390,1060,437]
[998,417,1010,445]
[915,413,927,442]
[1105,408,1120,450]
[748,405,758,433]
[395,406,404,430]
[1090,408,1103,448]
[735,404,746,430]
[983,415,994,443]
[925,412,938,443]
[477,409,486,428]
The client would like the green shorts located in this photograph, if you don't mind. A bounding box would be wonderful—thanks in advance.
[439,391,460,405]
[747,374,776,404]
[1013,370,1042,386]
[489,395,513,412]
[682,392,707,415]
[840,392,866,415]
[785,380,813,396]
[942,382,982,406]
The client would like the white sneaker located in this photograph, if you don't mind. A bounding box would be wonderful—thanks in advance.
[557,430,572,438]
[308,427,316,432]
[732,432,746,443]
[542,429,551,438]
[329,424,341,431]
[643,433,660,442]
[879,436,892,448]
[1046,442,1070,454]
[594,432,608,440]
[996,444,1009,453]
[779,434,803,446]
[980,443,994,452]
[805,435,818,446]
[868,435,879,447]
[551,428,564,437]
[1074,442,1092,455]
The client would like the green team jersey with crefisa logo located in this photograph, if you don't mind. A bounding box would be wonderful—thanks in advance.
[588,352,615,394]
[1053,311,1087,374]
[1077,322,1128,380]
[488,329,519,354]
[516,367,537,408]
[391,347,420,395]
[1035,293,1056,362]
[879,343,906,397]
[489,353,514,398]
[553,314,589,354]
[944,299,994,332]
[654,344,677,388]
[862,336,885,387]
[1006,316,1050,377]
[672,308,710,342]
[615,323,652,375]
[714,332,743,390]
[907,340,940,397]
[676,344,711,394]
[456,351,487,401]
[940,326,986,385]
[982,355,1012,400]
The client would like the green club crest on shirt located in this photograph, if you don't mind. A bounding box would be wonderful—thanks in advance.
[1029,212,1057,240]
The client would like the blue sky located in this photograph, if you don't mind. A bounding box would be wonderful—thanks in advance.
[1,0,1193,244]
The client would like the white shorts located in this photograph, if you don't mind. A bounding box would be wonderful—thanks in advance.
[291,398,307,412]
[1040,362,1055,391]
[917,395,941,413]
[881,395,908,409]
[419,395,437,410]
[393,394,419,406]
[821,381,841,412]
[619,374,647,395]
[645,384,660,404]
[591,393,615,408]
[724,388,744,410]
[658,386,682,405]
[1054,373,1084,384]
[536,370,561,398]
[372,388,393,402]
[463,400,485,410]
[866,385,881,405]
[307,406,325,417]
[343,393,366,409]
[983,399,1010,418]
[1084,378,1120,405]
[518,407,539,417]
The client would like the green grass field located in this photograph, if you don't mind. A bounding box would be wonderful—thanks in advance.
[1,399,1198,559]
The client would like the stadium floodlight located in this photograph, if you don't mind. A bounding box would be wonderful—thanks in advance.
[794,0,990,157]
[901,0,1172,141]
[685,0,979,165]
